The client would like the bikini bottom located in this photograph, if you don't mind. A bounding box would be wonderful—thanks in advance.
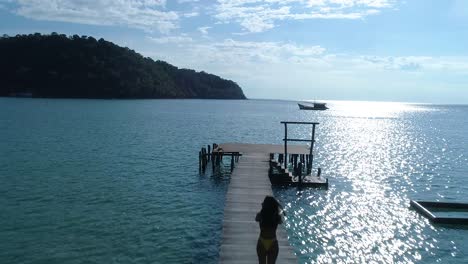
[259,237,277,251]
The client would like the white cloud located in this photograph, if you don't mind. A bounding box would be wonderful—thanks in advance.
[147,34,193,44]
[4,0,396,34]
[144,37,325,67]
[197,26,211,34]
[11,0,179,33]
[361,55,468,72]
[203,39,326,64]
[307,0,392,8]
[215,0,395,32]
[183,11,199,17]
[147,36,468,75]
[143,36,468,89]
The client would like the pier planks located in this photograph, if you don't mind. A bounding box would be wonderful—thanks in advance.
[219,152,297,264]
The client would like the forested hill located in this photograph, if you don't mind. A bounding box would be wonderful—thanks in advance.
[0,33,246,99]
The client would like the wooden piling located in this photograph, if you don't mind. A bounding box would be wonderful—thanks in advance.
[309,124,316,171]
[300,155,305,175]
[202,147,206,165]
[212,151,216,170]
[309,154,314,175]
[298,162,303,187]
[199,151,202,172]
[231,155,234,171]
[213,143,217,163]
[293,155,298,175]
[201,148,206,172]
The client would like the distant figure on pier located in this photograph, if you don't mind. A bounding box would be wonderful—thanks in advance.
[255,196,283,264]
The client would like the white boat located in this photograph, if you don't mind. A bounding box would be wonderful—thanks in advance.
[298,102,328,110]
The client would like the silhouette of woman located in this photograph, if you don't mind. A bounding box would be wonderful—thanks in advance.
[255,196,283,264]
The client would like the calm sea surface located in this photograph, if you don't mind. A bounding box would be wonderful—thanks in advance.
[1,98,467,263]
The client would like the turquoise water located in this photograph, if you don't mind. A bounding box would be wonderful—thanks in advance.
[1,98,467,263]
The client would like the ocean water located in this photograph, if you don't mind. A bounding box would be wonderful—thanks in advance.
[0,98,467,263]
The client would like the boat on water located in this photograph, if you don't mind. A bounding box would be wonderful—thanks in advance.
[298,102,328,110]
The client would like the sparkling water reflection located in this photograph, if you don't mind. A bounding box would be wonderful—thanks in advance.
[276,101,468,263]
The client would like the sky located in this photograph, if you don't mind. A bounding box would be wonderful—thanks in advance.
[1,0,468,103]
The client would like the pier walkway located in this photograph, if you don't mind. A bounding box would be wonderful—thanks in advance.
[218,150,297,264]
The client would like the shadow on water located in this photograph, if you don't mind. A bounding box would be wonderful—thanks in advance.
[435,224,468,230]
[199,160,232,185]
[193,159,234,263]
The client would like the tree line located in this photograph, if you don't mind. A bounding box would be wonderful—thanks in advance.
[0,33,246,99]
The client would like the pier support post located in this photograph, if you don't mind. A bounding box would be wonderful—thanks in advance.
[212,143,217,163]
[199,151,202,172]
[298,162,303,187]
[309,124,316,173]
[212,150,215,171]
[231,155,234,171]
[284,123,288,168]
[301,155,305,175]
[201,148,206,172]
[203,147,207,165]
[293,155,298,175]
[309,155,314,176]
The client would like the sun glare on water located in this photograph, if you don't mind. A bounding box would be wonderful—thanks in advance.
[324,100,429,119]
[278,101,461,263]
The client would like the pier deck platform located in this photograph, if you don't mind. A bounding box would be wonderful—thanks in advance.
[219,151,297,264]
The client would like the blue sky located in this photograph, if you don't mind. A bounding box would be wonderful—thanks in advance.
[1,0,468,103]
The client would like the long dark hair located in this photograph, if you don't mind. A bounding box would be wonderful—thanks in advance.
[259,196,282,227]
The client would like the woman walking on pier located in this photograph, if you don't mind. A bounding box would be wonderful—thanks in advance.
[255,196,283,264]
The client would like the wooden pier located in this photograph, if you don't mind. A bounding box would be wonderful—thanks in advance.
[218,149,297,264]
[197,121,329,263]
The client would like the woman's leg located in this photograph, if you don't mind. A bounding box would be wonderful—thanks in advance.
[257,239,267,264]
[266,240,279,264]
